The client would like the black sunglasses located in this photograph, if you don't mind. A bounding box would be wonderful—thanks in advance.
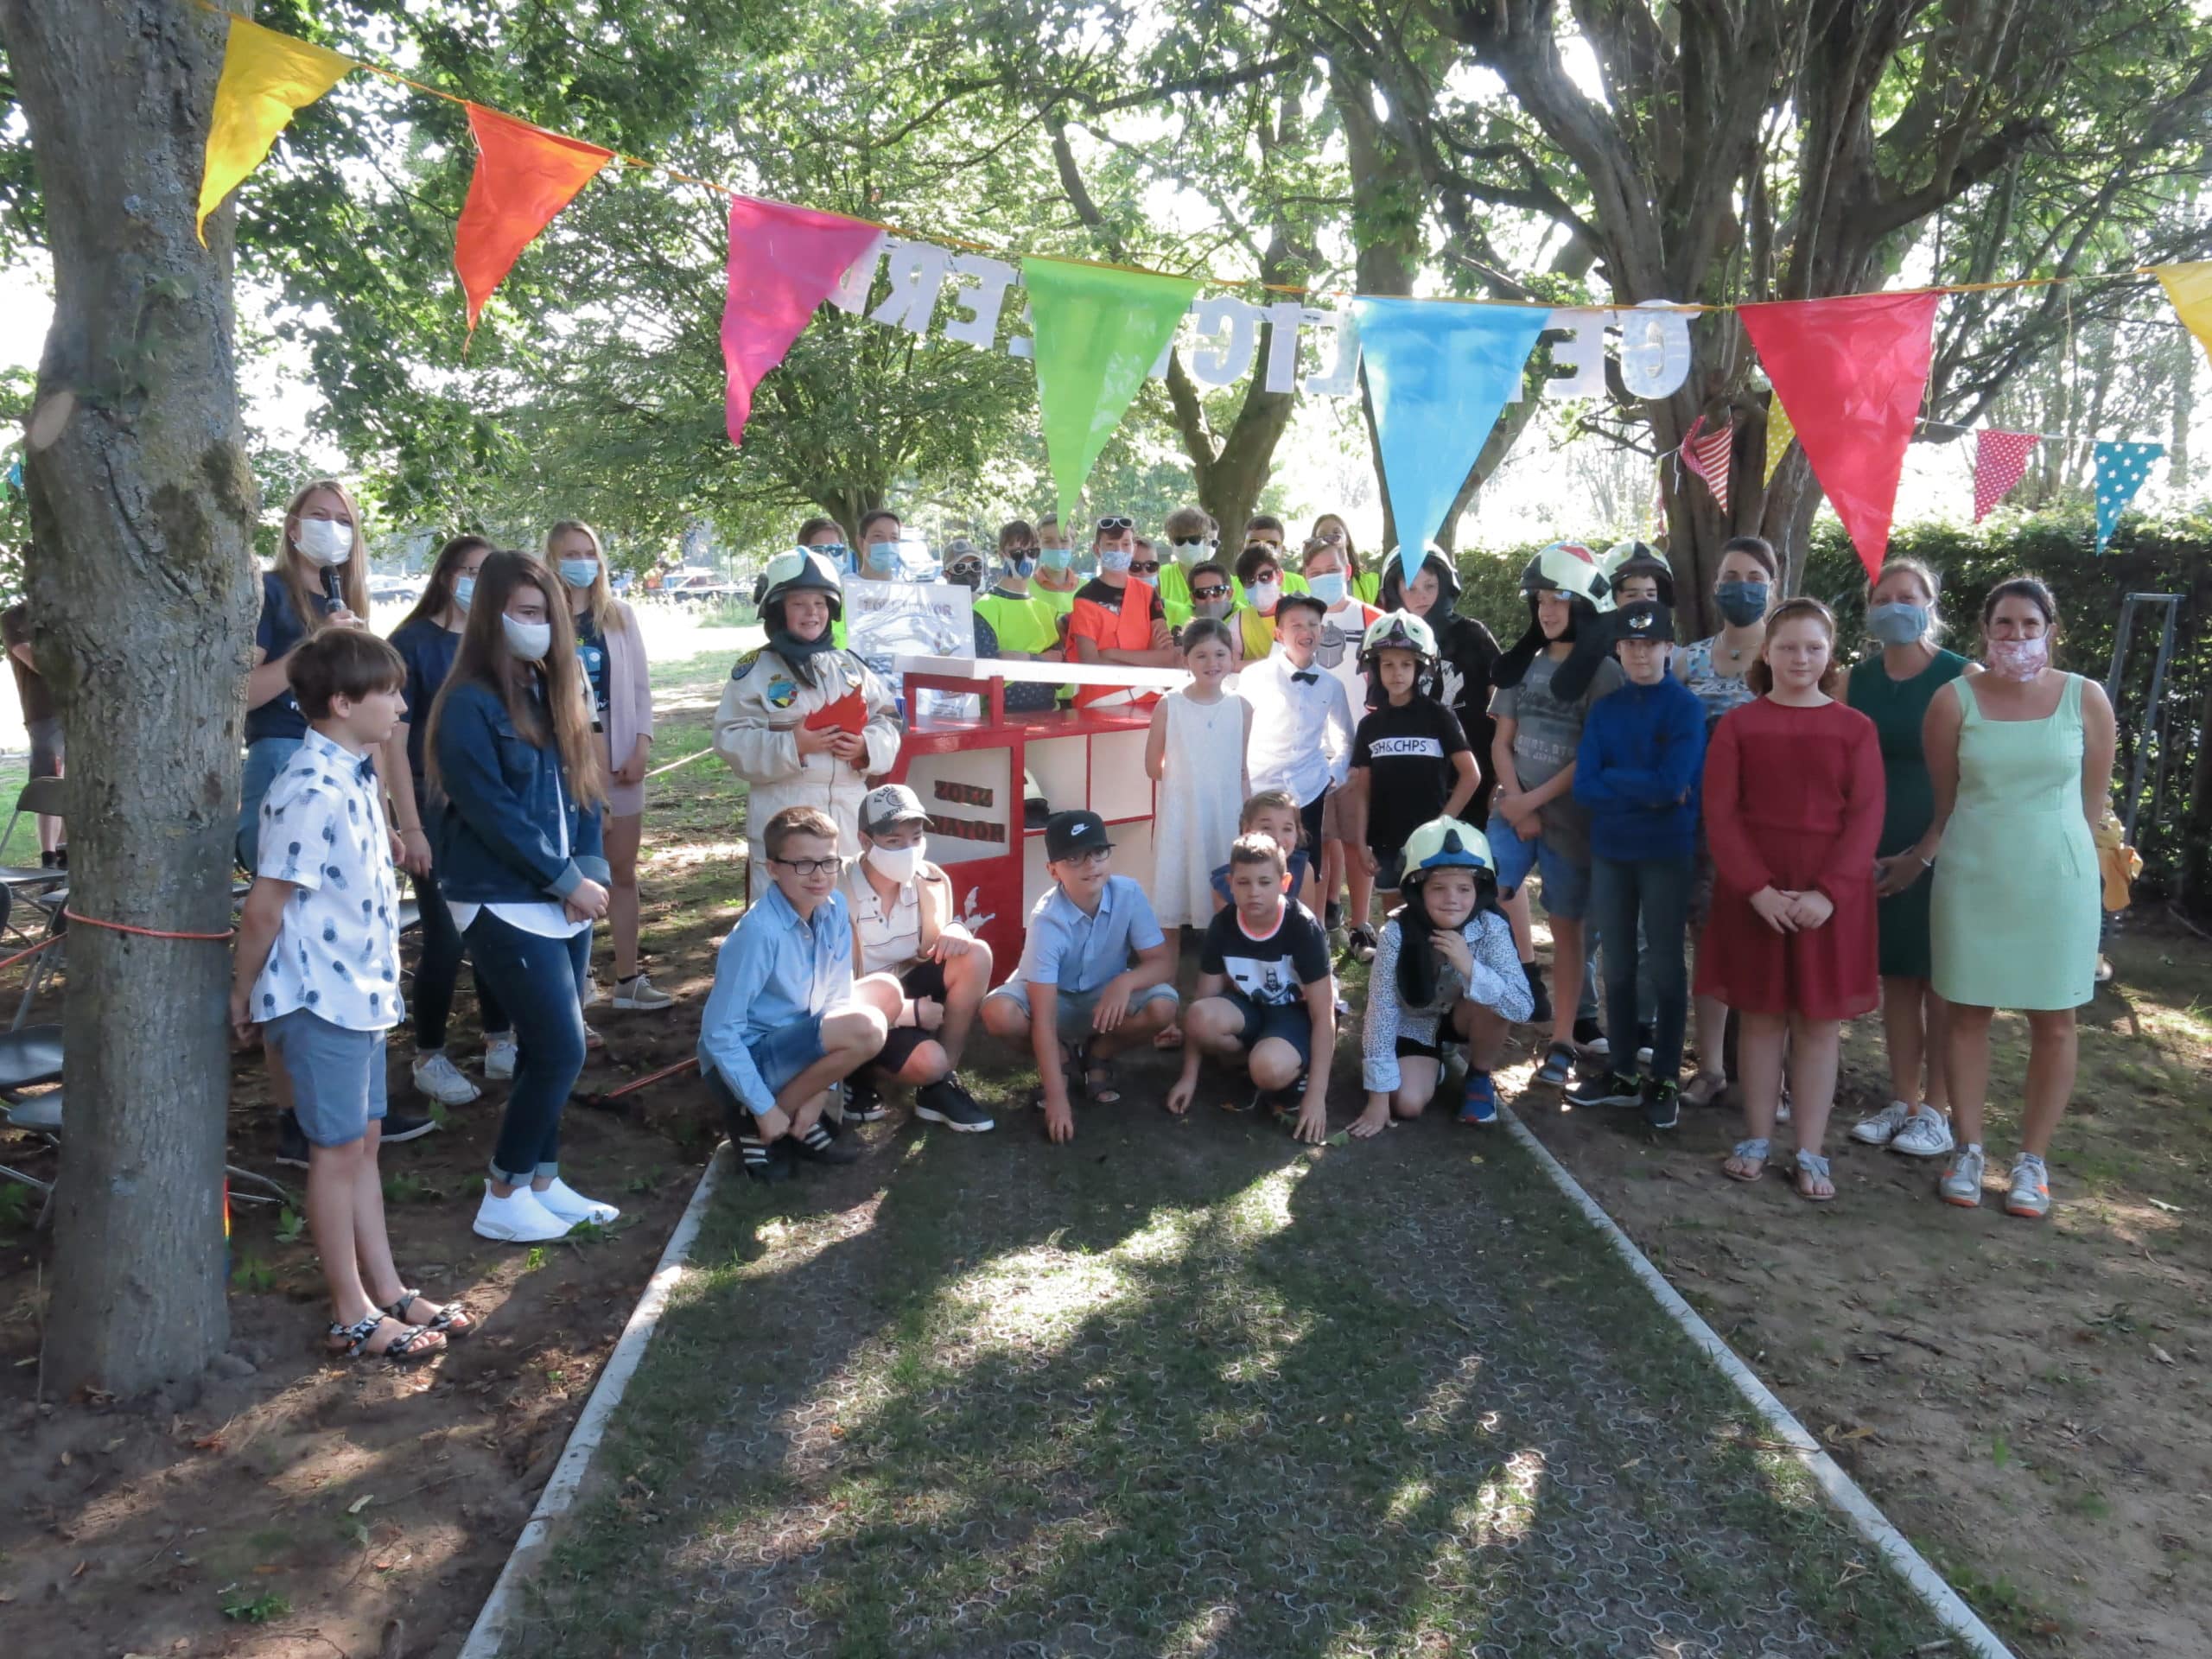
[1096,516,1135,531]
[1191,582,1230,600]
[1129,560,1160,574]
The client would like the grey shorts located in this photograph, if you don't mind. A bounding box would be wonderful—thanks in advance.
[985,976,1179,1032]
[264,1007,390,1147]
[26,716,61,780]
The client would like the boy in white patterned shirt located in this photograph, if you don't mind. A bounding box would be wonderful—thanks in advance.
[231,631,474,1364]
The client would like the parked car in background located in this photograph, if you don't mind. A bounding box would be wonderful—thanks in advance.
[666,571,743,604]
[366,574,422,605]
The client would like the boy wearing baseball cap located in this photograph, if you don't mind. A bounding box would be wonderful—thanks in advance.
[837,784,995,1132]
[980,809,1179,1143]
[1569,600,1706,1128]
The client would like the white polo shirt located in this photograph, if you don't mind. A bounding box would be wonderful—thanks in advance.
[837,856,924,977]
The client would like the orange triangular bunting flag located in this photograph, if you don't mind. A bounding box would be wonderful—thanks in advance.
[804,688,867,734]
[454,105,613,333]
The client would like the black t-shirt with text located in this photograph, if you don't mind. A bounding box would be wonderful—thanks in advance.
[1351,696,1472,858]
[1199,899,1333,1006]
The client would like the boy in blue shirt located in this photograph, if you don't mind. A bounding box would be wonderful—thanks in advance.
[980,810,1179,1143]
[700,805,889,1182]
[1568,601,1707,1128]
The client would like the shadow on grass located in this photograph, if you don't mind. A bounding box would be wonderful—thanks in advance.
[507,1099,1945,1658]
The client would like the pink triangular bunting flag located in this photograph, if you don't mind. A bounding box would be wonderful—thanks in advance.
[720,194,884,447]
[1679,414,1734,515]
[1973,429,2040,522]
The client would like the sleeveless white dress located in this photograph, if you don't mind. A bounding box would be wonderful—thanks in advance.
[1153,690,1249,927]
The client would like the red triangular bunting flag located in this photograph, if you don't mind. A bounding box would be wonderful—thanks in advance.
[1679,414,1734,515]
[803,687,866,734]
[1738,292,1941,576]
[721,194,883,447]
[453,105,613,334]
[1973,430,2040,522]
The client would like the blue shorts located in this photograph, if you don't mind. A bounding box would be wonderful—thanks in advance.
[1221,992,1313,1065]
[264,1007,389,1147]
[985,977,1179,1033]
[744,1013,828,1104]
[1484,812,1592,922]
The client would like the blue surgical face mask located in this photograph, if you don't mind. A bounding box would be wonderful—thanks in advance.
[864,540,900,575]
[558,557,599,590]
[1039,546,1072,573]
[452,575,476,610]
[1308,570,1348,606]
[1715,580,1770,627]
[1099,547,1134,575]
[1866,601,1930,646]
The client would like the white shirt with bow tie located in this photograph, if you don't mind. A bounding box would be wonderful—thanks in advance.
[1241,646,1354,806]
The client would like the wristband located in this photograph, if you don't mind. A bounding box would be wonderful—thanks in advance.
[1919,854,1936,868]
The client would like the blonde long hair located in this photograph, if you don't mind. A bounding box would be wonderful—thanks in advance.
[276,480,371,631]
[546,519,628,635]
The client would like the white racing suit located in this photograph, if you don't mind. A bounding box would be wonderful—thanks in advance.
[714,643,902,897]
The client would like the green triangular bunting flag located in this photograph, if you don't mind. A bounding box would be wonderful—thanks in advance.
[1021,257,1200,525]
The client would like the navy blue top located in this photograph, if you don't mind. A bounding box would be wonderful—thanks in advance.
[431,677,608,904]
[575,611,609,730]
[388,615,464,786]
[1572,674,1708,863]
[246,570,332,744]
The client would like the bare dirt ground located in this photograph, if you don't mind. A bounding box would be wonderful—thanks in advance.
[1519,916,2212,1656]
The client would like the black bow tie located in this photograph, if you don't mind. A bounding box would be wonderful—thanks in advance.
[354,756,376,783]
[1290,670,1319,685]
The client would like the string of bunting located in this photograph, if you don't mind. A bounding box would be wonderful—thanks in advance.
[189,4,2211,578]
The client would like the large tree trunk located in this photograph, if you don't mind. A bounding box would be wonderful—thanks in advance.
[3,0,260,1397]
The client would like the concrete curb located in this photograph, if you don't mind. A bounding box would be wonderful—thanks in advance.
[454,1144,728,1659]
[1499,1108,2015,1659]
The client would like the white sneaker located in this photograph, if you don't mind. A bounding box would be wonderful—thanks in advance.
[411,1052,481,1106]
[473,1186,574,1243]
[1890,1108,1955,1160]
[610,973,674,1011]
[484,1034,518,1081]
[1940,1145,1986,1208]
[2005,1154,2051,1219]
[536,1178,620,1226]
[1850,1099,1914,1146]
[582,973,605,1009]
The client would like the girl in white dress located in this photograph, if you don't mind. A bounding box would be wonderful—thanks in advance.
[1145,618,1252,928]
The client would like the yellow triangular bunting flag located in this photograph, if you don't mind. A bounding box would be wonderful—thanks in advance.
[196,15,357,245]
[1763,397,1796,485]
[2158,263,2212,371]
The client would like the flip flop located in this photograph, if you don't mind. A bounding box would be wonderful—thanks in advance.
[1723,1137,1770,1184]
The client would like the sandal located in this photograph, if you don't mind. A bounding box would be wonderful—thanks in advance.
[1723,1138,1770,1183]
[1084,1055,1123,1105]
[583,1024,606,1052]
[1682,1071,1728,1108]
[1793,1150,1836,1203]
[1346,924,1379,964]
[327,1312,445,1365]
[384,1288,476,1339]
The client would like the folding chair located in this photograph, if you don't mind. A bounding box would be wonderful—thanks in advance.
[0,778,67,902]
[0,1022,64,1211]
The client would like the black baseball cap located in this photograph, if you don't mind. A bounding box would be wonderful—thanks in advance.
[1274,590,1327,621]
[1615,600,1676,643]
[1045,809,1114,861]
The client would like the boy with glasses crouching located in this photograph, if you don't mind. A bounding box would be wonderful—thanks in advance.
[699,805,888,1183]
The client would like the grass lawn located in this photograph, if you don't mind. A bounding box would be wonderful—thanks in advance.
[507,1063,1943,1655]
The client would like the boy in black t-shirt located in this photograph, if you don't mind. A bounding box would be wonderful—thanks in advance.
[1343,611,1479,890]
[1166,834,1336,1142]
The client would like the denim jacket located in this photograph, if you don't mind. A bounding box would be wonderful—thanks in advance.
[432,677,608,903]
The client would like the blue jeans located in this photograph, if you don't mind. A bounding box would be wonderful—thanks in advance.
[1589,855,1693,1081]
[464,911,589,1184]
[411,852,511,1051]
[238,736,303,868]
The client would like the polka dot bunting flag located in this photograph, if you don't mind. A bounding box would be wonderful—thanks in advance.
[1972,429,2038,522]
[1762,397,1796,486]
[2093,441,2163,555]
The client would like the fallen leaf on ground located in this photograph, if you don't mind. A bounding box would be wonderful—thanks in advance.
[2152,1344,2176,1365]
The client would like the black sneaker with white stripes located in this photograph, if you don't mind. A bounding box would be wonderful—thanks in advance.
[791,1118,861,1166]
[914,1073,994,1133]
[843,1075,891,1122]
[736,1128,794,1184]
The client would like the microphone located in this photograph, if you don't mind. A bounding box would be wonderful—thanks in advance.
[323,563,344,613]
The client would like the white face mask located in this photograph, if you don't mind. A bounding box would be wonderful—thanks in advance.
[296,517,353,567]
[865,839,925,883]
[1249,578,1281,612]
[501,614,552,662]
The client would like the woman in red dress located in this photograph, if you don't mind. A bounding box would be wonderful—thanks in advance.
[1700,598,1884,1200]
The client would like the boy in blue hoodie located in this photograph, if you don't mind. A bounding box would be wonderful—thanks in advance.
[1567,601,1706,1128]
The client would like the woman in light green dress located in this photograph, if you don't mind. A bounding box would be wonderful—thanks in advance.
[1924,578,2116,1221]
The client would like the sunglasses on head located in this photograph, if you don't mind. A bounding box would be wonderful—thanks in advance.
[1319,527,1345,543]
[1096,516,1135,531]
